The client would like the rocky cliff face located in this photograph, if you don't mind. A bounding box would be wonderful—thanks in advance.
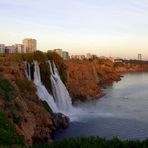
[114,63,148,73]
[0,61,56,146]
[66,59,121,101]
[66,59,148,101]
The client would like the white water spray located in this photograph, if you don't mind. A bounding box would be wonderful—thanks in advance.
[48,61,73,113]
[33,61,58,112]
[24,61,82,118]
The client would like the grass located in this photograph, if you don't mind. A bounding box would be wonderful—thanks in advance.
[32,137,148,148]
[0,76,16,101]
[0,111,25,147]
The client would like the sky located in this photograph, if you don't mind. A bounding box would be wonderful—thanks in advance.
[0,0,148,59]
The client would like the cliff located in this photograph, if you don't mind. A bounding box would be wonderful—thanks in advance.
[66,59,148,101]
[66,59,121,101]
[0,61,56,146]
[114,62,148,73]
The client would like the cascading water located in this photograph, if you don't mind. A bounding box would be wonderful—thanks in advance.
[48,61,73,113]
[33,61,58,112]
[24,61,58,112]
[24,60,80,118]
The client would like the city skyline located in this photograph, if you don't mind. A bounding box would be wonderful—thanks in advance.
[0,0,148,59]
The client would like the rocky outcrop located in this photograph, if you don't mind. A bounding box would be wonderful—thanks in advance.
[66,59,148,101]
[54,113,70,129]
[66,59,121,101]
[0,61,56,146]
[114,63,148,73]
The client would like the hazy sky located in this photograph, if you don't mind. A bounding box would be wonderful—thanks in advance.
[0,0,148,59]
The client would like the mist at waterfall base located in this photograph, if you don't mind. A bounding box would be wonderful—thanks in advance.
[54,73,148,141]
[25,62,148,140]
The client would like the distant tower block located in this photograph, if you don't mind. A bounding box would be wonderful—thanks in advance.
[23,38,37,53]
[138,53,142,61]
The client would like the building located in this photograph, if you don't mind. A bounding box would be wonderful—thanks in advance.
[62,51,69,60]
[5,46,16,54]
[53,49,70,60]
[14,44,24,53]
[23,38,37,53]
[53,49,63,57]
[0,44,5,53]
[138,53,142,61]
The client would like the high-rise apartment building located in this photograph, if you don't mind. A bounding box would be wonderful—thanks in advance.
[138,53,142,61]
[23,38,37,53]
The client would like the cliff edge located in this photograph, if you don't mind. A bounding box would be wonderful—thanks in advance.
[66,59,148,101]
[0,61,56,146]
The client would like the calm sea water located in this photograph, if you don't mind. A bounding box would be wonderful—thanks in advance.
[54,73,148,140]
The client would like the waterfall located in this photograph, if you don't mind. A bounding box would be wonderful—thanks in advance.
[24,61,58,112]
[24,60,76,116]
[33,61,58,113]
[48,61,73,113]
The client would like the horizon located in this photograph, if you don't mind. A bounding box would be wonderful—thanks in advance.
[0,0,148,59]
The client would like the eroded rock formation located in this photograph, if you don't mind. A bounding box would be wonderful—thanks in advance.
[66,59,148,101]
[0,61,56,146]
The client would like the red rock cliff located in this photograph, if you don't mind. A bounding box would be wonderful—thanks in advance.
[0,61,55,146]
[66,59,121,100]
[66,59,148,101]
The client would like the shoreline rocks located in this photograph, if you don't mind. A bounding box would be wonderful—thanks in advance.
[66,59,148,102]
[54,113,70,129]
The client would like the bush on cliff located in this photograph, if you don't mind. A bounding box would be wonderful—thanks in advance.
[0,76,16,101]
[39,62,52,94]
[0,111,25,147]
[33,51,47,63]
[15,78,39,102]
[32,137,148,148]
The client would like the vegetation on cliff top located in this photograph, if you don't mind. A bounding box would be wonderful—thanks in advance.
[0,51,67,93]
[23,51,67,90]
[32,137,148,148]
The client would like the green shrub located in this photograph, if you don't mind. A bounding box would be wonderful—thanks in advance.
[22,53,34,63]
[32,137,148,148]
[0,112,25,147]
[0,76,16,101]
[33,51,47,63]
[40,62,52,94]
